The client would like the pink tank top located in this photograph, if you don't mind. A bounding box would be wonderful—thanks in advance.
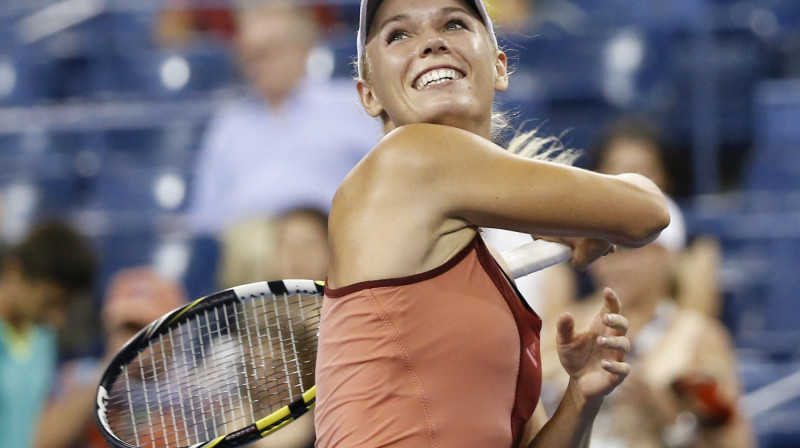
[315,235,542,447]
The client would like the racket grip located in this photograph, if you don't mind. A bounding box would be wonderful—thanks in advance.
[502,240,573,279]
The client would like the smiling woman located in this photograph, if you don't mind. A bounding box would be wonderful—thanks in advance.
[355,0,505,136]
[313,1,671,447]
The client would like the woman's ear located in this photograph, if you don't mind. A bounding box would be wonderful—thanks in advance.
[357,79,385,118]
[494,50,509,92]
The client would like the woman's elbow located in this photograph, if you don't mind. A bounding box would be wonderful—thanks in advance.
[629,194,671,247]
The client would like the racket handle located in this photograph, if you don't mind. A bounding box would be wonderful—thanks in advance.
[502,240,573,279]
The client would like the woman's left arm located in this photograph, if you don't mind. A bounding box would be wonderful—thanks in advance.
[527,287,631,448]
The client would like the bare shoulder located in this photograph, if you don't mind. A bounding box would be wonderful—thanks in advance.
[372,123,500,169]
[334,124,482,204]
[326,124,478,286]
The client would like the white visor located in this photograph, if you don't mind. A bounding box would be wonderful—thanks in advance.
[357,0,498,78]
[654,196,687,254]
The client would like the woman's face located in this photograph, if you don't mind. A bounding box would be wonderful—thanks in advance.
[358,0,508,137]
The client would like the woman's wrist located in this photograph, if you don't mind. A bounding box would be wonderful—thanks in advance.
[566,378,604,418]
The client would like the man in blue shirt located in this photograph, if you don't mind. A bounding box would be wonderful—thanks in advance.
[189,4,379,236]
[0,221,95,447]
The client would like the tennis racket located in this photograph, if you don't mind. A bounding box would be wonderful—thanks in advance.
[96,239,572,448]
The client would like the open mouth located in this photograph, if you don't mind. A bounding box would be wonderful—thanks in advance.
[414,67,465,90]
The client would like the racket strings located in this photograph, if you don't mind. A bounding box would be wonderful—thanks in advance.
[105,292,321,448]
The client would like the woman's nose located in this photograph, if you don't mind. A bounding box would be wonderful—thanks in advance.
[421,35,450,57]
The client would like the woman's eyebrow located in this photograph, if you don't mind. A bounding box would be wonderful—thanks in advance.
[376,13,410,34]
[439,6,473,17]
[375,7,473,34]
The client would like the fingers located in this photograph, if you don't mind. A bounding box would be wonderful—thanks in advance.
[601,360,631,377]
[602,287,622,314]
[598,335,631,354]
[604,312,629,332]
[570,238,614,270]
[556,312,576,345]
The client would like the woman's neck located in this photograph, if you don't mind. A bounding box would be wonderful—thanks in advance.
[384,116,492,141]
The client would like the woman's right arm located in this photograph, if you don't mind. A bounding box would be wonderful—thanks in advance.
[375,123,670,247]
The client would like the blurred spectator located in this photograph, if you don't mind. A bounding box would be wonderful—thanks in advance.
[0,220,95,448]
[540,204,756,448]
[33,267,187,448]
[218,206,329,289]
[218,215,276,289]
[272,207,328,281]
[188,3,378,236]
[542,118,723,324]
[592,118,674,195]
[591,118,723,318]
[155,0,236,47]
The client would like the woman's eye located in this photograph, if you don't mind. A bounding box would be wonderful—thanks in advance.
[386,29,408,44]
[445,19,468,31]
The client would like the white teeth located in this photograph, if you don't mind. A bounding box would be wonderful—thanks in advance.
[415,68,462,89]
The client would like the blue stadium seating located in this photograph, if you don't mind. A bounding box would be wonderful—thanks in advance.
[95,45,237,99]
[748,79,800,191]
[92,229,161,300]
[182,235,221,299]
[685,194,800,358]
[0,40,50,105]
[326,36,359,80]
[88,167,191,214]
[738,353,800,448]
[101,126,201,171]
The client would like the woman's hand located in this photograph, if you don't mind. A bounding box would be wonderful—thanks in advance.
[556,287,631,403]
[531,236,616,270]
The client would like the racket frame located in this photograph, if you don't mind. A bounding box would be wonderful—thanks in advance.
[96,280,324,448]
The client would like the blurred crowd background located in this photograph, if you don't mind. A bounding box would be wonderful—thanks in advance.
[0,0,799,447]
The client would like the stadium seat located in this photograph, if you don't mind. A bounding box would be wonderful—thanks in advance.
[747,80,800,191]
[101,126,200,171]
[88,167,191,215]
[96,44,237,99]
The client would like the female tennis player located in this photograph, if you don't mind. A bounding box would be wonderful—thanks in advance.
[314,0,670,446]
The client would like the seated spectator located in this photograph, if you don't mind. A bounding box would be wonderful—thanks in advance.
[0,220,95,448]
[33,267,188,448]
[218,206,330,290]
[544,118,724,324]
[591,118,723,318]
[540,205,756,448]
[188,2,378,236]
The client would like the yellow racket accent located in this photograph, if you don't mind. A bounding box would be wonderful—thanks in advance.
[201,435,227,448]
[255,385,317,436]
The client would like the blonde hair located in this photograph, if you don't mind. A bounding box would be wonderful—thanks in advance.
[496,114,581,165]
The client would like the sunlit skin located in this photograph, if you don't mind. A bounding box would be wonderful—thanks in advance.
[357,0,508,138]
